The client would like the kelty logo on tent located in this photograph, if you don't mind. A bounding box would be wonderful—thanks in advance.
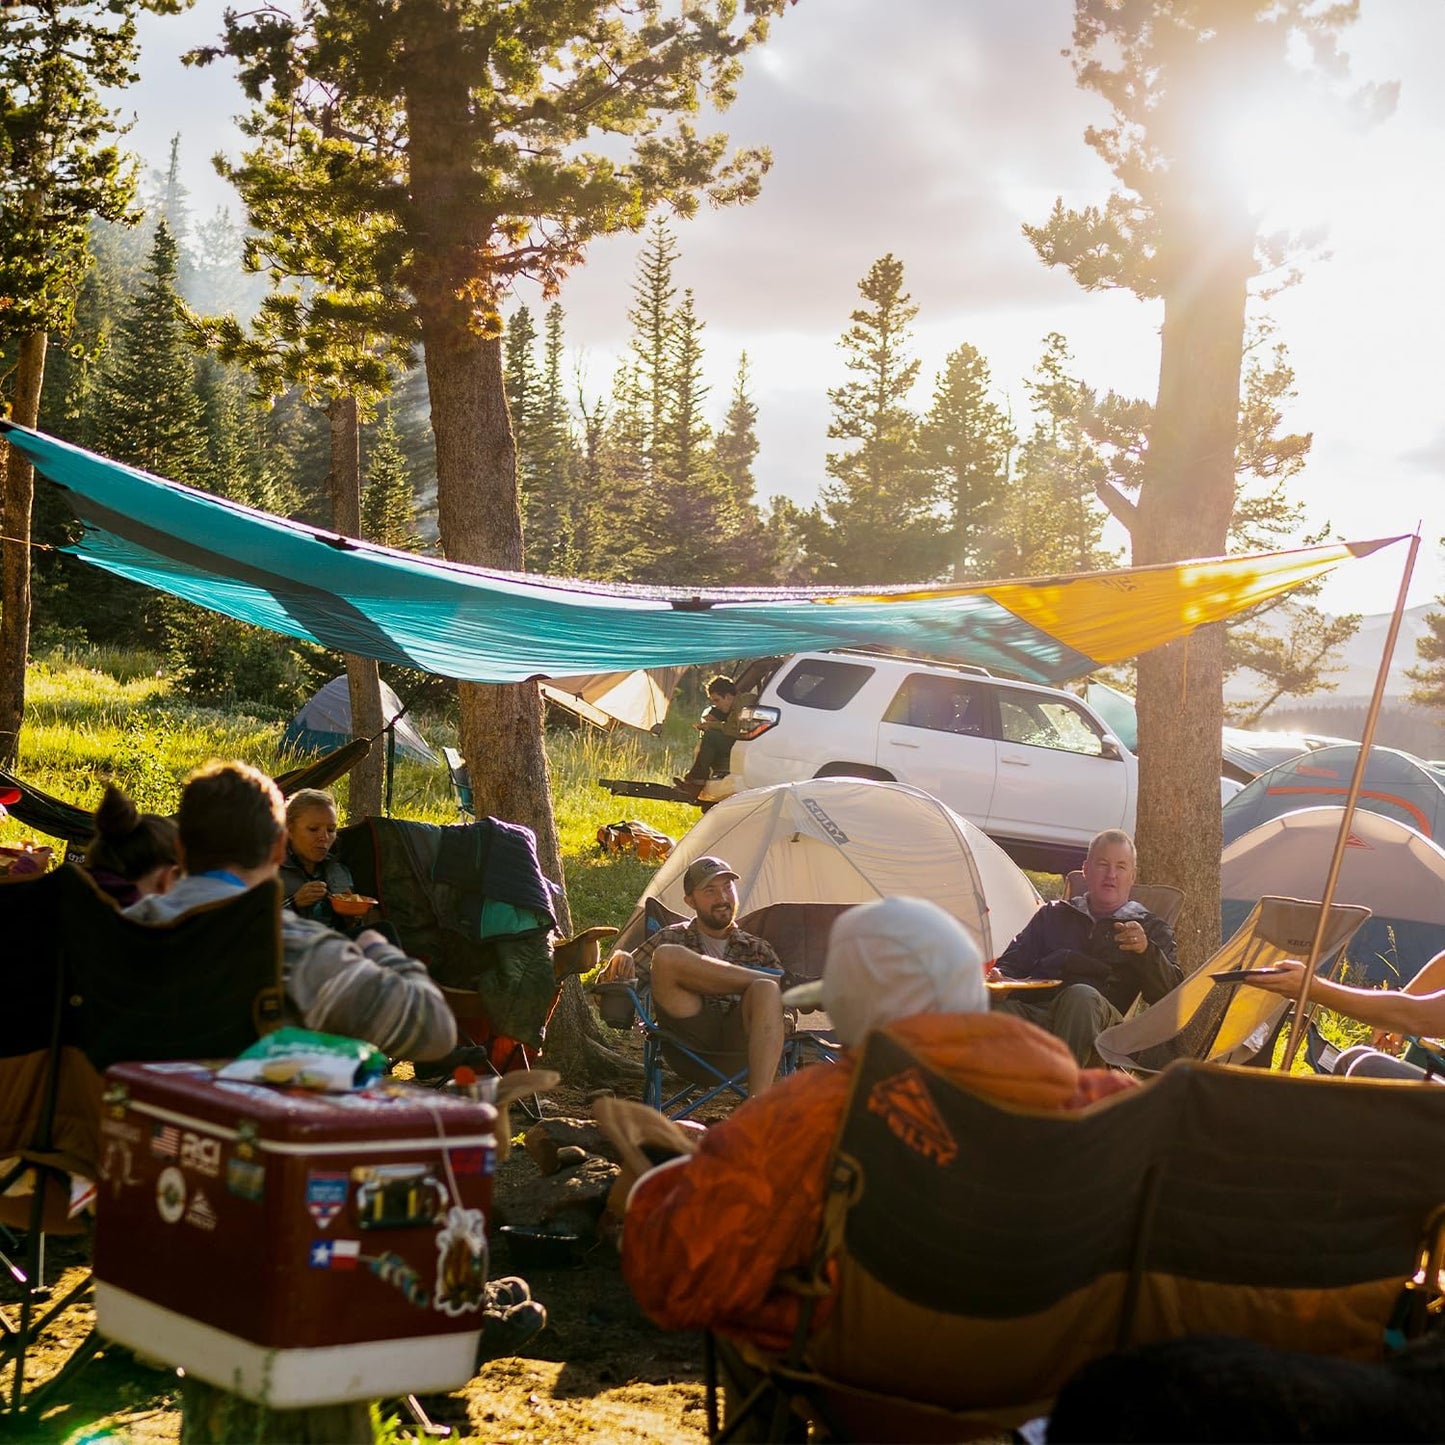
[867,1068,957,1167]
[306,1171,350,1228]
[801,799,849,845]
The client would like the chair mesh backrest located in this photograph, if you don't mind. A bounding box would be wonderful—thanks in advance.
[1063,873,1185,931]
[1095,897,1370,1072]
[737,902,855,984]
[59,867,284,1072]
[810,1029,1445,1415]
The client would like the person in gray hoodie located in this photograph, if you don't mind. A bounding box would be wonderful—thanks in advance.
[125,759,456,1063]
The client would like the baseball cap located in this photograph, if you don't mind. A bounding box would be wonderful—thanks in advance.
[782,897,986,1045]
[682,855,739,895]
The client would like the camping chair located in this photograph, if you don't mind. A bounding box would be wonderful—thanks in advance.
[442,748,475,818]
[0,867,283,1415]
[1094,896,1371,1073]
[593,900,846,1119]
[710,1028,1445,1443]
[1062,871,1185,931]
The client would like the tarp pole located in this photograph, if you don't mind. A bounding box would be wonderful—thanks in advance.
[1278,531,1420,1071]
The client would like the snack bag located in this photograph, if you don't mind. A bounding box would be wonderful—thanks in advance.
[216,1028,389,1092]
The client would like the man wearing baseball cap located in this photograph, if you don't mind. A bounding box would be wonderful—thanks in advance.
[603,854,786,1096]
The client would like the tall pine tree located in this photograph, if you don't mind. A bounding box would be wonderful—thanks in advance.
[919,343,1015,581]
[811,254,945,584]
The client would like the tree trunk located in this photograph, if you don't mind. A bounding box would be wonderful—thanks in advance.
[180,1377,374,1444]
[328,395,385,821]
[1132,211,1252,971]
[0,330,48,770]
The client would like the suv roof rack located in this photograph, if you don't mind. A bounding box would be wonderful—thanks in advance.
[823,646,993,678]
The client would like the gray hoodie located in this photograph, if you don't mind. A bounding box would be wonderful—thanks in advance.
[126,874,457,1062]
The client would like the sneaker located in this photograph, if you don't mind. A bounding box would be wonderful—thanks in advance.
[475,1299,547,1365]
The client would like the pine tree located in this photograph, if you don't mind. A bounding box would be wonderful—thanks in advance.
[527,303,578,574]
[362,408,422,551]
[1024,1,1378,966]
[812,254,945,584]
[627,217,680,483]
[1409,565,1445,713]
[715,353,760,499]
[1001,333,1115,576]
[0,0,158,765]
[919,343,1015,580]
[503,304,541,501]
[93,220,210,485]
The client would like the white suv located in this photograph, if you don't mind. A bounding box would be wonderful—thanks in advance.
[724,651,1138,873]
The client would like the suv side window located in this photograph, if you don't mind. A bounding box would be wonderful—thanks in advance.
[883,674,989,737]
[997,691,1106,756]
[775,659,874,711]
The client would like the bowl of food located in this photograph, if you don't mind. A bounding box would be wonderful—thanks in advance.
[328,892,378,917]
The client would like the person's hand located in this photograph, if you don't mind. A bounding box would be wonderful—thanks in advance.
[1114,919,1149,955]
[600,949,636,983]
[293,879,327,909]
[1371,1027,1407,1056]
[1239,959,1306,995]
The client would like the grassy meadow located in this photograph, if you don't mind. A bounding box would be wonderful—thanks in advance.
[3,646,700,932]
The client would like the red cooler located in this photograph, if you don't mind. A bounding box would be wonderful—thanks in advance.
[93,1061,497,1407]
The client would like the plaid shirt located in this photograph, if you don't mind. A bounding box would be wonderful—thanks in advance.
[632,919,781,978]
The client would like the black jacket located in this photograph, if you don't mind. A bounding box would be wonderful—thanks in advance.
[998,896,1180,1016]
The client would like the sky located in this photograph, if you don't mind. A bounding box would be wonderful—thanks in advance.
[121,0,1445,619]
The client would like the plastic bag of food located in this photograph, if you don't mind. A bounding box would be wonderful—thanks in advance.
[216,1027,389,1092]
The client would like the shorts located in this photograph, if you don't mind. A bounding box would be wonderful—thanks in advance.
[656,993,749,1064]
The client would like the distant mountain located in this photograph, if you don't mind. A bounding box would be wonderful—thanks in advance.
[1224,604,1434,706]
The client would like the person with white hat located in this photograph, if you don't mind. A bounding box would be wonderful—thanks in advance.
[606,896,1132,1352]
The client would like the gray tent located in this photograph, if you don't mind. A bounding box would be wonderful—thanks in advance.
[282,676,439,766]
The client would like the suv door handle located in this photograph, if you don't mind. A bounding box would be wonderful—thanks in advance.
[1000,757,1029,766]
[886,740,920,749]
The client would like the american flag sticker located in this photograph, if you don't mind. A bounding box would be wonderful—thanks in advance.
[308,1239,360,1270]
[150,1123,180,1159]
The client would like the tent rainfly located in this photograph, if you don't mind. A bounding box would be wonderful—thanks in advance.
[282,676,438,766]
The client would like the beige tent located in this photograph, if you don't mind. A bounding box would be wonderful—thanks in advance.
[616,777,1042,968]
[540,667,687,733]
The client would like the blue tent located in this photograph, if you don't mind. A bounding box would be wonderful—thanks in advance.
[282,676,439,766]
[1220,744,1445,849]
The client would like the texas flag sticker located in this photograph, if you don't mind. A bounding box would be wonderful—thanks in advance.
[309,1239,360,1270]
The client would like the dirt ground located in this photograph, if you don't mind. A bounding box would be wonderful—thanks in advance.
[0,1082,710,1444]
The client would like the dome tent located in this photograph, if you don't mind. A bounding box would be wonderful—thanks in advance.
[282,676,439,767]
[1221,806,1445,986]
[1220,744,1445,850]
[615,777,1041,970]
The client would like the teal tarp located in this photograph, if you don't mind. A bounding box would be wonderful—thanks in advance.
[1,421,1391,688]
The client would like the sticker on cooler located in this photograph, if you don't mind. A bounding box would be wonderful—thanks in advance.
[433,1206,488,1317]
[185,1189,218,1231]
[309,1239,360,1270]
[180,1132,221,1177]
[305,1170,350,1229]
[150,1123,180,1160]
[156,1166,186,1224]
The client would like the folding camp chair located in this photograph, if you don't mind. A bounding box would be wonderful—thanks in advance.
[1094,896,1371,1072]
[710,1028,1445,1443]
[0,866,283,1415]
[1062,871,1185,931]
[442,748,475,819]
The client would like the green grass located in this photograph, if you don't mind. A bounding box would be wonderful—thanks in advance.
[3,646,701,931]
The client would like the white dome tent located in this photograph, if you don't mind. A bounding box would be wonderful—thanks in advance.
[615,777,1042,971]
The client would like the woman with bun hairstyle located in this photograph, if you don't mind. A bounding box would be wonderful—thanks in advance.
[83,785,181,906]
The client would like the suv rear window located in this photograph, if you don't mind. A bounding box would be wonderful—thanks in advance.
[775,659,874,711]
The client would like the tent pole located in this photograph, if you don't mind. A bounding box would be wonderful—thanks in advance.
[1278,531,1420,1071]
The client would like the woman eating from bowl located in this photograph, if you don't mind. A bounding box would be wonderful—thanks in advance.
[280,788,371,936]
